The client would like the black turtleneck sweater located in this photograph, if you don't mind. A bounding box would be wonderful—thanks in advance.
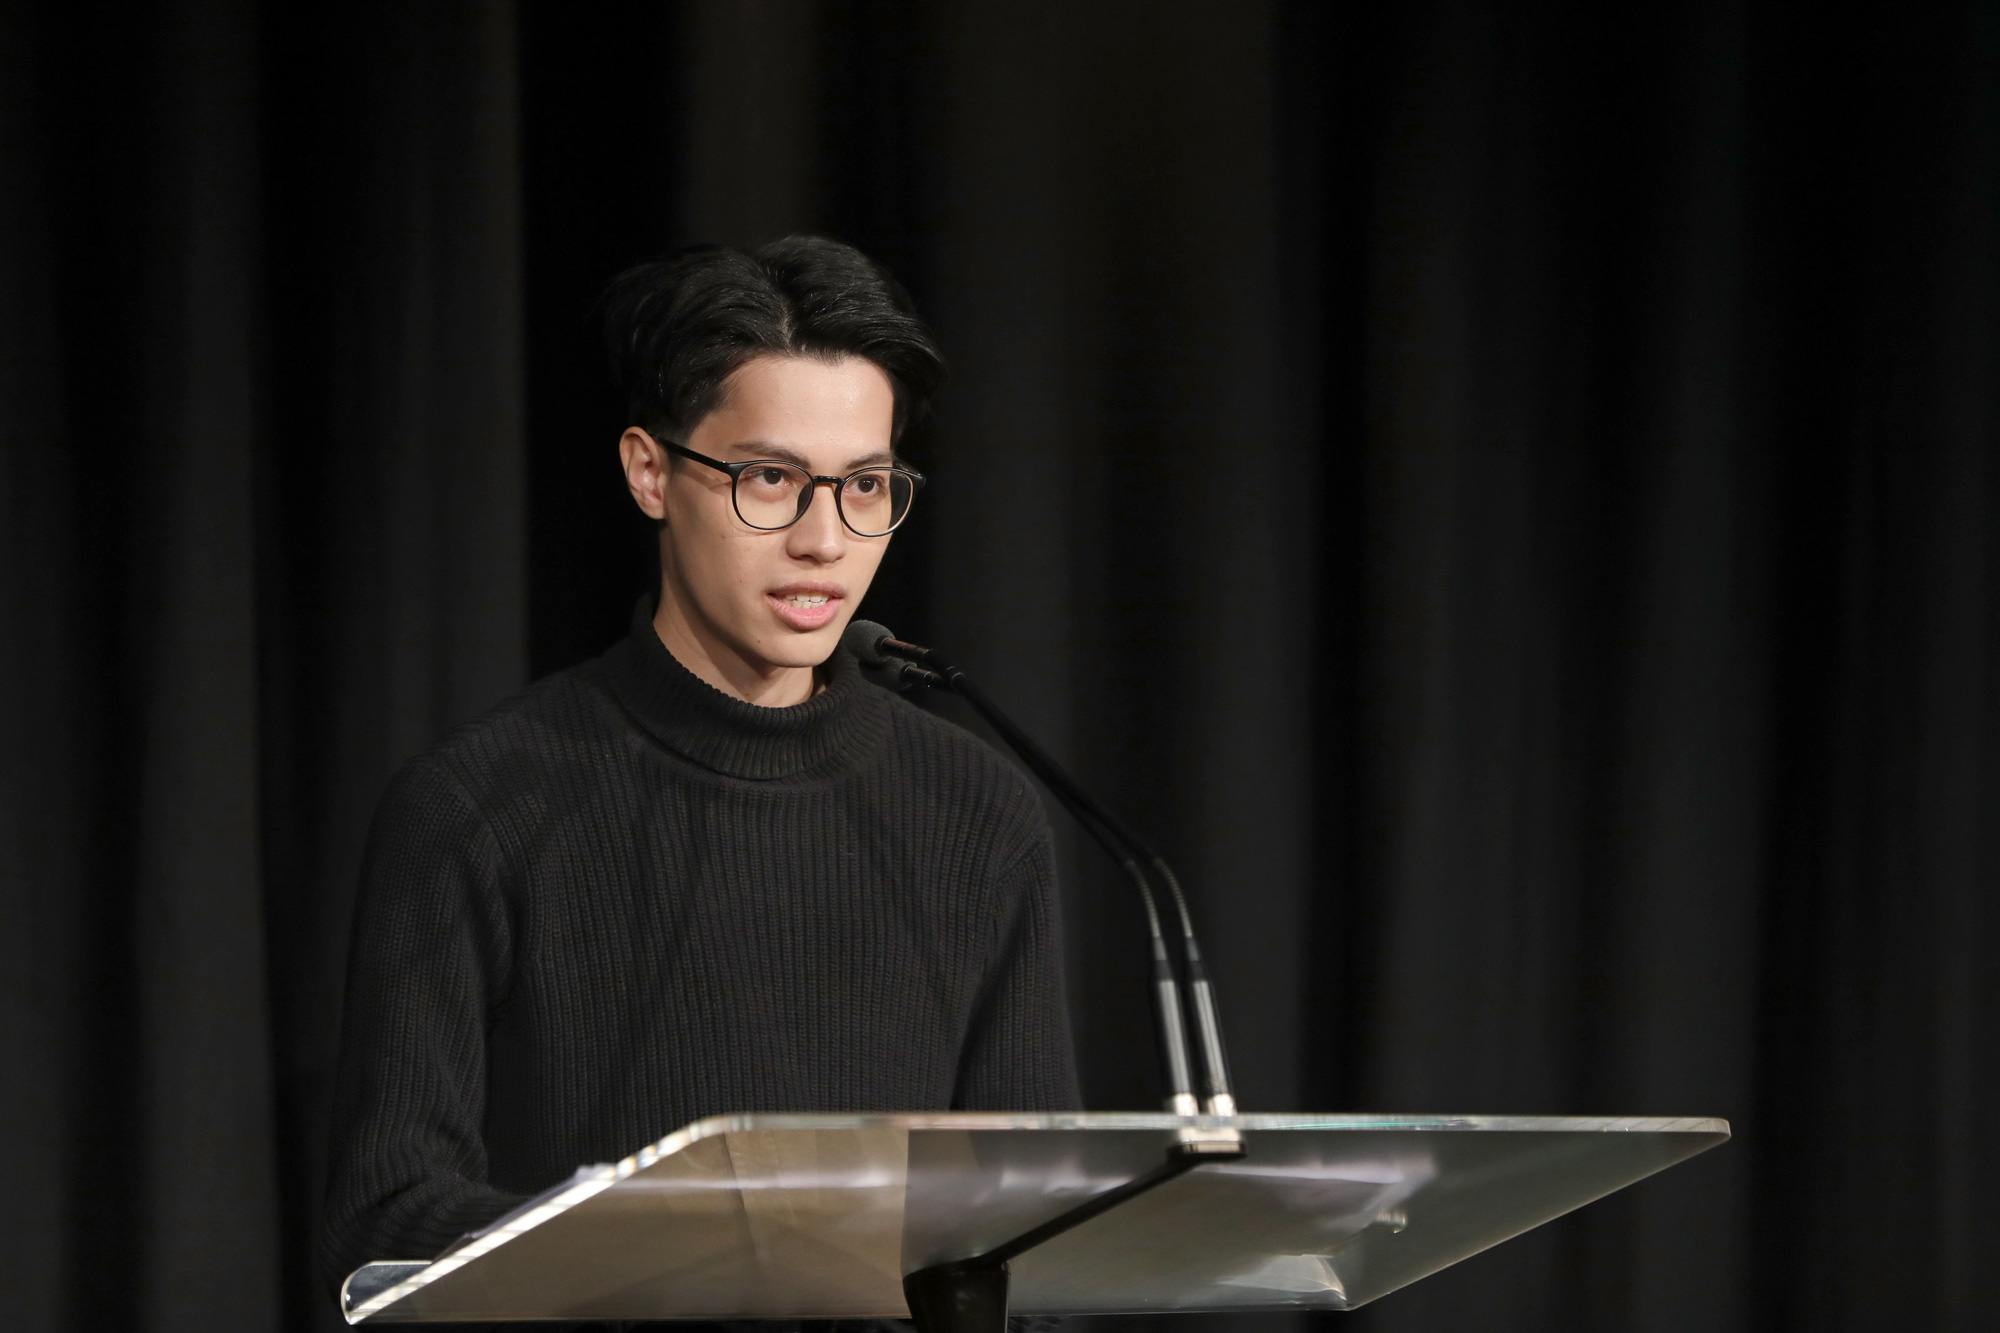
[320,612,1081,1291]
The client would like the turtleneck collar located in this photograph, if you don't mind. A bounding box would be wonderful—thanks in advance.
[595,597,891,781]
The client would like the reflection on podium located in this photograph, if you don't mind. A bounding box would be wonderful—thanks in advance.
[341,1110,1727,1327]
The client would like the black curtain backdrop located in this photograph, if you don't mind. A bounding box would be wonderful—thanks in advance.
[2,2,1995,1332]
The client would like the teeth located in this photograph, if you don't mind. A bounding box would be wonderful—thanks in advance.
[781,594,829,607]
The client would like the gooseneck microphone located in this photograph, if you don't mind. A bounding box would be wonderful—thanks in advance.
[842,620,1235,1119]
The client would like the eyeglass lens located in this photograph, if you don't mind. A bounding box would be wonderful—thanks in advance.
[734,464,914,536]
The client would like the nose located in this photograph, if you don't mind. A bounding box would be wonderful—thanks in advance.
[784,479,847,563]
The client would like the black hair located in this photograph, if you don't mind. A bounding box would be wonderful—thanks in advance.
[600,235,945,447]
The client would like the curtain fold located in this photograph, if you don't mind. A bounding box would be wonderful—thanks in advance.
[258,1,527,1321]
[2,3,525,1330]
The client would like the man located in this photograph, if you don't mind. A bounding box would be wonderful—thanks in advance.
[321,236,1081,1291]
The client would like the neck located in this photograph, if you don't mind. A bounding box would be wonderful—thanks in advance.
[651,583,818,708]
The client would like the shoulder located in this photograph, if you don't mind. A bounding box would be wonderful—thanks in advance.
[872,685,1035,796]
[866,685,1052,861]
[376,662,626,838]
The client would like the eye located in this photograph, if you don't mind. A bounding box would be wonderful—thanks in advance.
[753,466,790,487]
[850,474,881,495]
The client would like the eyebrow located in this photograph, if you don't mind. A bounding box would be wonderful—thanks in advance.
[720,440,898,472]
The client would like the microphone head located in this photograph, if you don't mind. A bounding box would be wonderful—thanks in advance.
[842,619,912,691]
[842,618,896,666]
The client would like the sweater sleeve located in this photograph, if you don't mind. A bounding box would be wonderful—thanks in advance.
[952,822,1084,1111]
[318,754,524,1294]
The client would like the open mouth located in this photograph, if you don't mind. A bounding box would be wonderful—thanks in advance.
[767,585,845,630]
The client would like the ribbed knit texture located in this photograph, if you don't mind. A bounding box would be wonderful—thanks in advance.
[320,607,1081,1294]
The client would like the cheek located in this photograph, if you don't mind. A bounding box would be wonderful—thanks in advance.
[676,527,798,626]
[686,531,766,597]
[848,537,891,585]
[664,497,738,583]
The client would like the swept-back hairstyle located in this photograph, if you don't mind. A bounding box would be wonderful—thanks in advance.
[600,235,945,447]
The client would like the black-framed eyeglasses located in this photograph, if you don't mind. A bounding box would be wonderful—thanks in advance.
[665,442,925,537]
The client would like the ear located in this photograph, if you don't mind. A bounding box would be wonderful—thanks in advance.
[620,428,670,521]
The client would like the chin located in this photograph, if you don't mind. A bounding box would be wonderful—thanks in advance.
[756,628,843,669]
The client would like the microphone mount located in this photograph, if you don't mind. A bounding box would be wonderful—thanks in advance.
[848,622,1237,1121]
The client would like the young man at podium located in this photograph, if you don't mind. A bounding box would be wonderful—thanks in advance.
[320,237,1081,1293]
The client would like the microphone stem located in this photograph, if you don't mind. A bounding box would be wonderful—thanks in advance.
[919,660,1228,1116]
[1147,858,1234,1116]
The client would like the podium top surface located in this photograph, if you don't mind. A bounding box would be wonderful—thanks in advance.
[344,1111,1728,1324]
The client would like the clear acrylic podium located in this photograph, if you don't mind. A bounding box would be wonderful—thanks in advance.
[342,1111,1727,1327]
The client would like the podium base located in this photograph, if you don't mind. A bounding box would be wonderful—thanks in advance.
[904,1262,1011,1333]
